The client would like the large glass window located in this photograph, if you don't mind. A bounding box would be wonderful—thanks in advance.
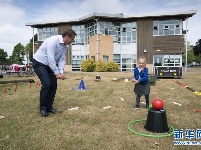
[72,25,85,45]
[73,23,97,45]
[112,23,121,43]
[72,55,85,71]
[163,54,181,66]
[113,54,121,63]
[154,54,182,66]
[121,22,136,44]
[38,27,58,41]
[99,22,114,35]
[99,21,137,44]
[121,54,136,71]
[85,22,97,43]
[153,20,181,35]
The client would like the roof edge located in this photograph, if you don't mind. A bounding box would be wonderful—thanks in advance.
[25,10,197,27]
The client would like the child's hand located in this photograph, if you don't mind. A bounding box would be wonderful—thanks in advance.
[132,79,139,84]
[132,79,137,83]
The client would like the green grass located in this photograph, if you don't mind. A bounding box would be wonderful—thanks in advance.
[0,69,201,150]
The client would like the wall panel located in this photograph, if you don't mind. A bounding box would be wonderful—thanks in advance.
[137,18,153,64]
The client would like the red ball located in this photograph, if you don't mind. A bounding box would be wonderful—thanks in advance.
[152,98,164,110]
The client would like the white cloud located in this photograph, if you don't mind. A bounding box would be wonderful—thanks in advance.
[0,0,32,56]
[30,0,136,22]
[0,24,32,56]
[79,0,125,13]
[0,1,25,26]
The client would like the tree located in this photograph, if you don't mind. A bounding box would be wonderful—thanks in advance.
[182,41,196,65]
[194,53,201,63]
[0,48,8,65]
[10,43,25,64]
[193,39,201,63]
[186,48,196,63]
[25,43,31,64]
[27,34,38,62]
[193,39,201,56]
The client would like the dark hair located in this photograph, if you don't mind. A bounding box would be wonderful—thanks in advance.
[62,29,76,38]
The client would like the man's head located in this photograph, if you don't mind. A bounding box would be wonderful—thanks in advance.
[62,29,76,45]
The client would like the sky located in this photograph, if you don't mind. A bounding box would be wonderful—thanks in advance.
[0,0,201,56]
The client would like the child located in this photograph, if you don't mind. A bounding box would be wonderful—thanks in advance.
[132,56,150,110]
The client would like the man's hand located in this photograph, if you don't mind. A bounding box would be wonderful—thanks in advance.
[56,74,66,80]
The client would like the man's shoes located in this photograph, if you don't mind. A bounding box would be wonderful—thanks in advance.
[47,108,62,114]
[40,109,49,117]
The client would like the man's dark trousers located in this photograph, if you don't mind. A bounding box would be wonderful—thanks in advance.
[32,59,57,110]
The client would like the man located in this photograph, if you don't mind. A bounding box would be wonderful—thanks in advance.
[32,29,76,117]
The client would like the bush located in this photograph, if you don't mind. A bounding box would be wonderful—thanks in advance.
[81,59,96,72]
[95,60,107,72]
[107,61,119,72]
[81,59,120,72]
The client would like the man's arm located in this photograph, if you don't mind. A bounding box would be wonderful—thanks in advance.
[57,46,67,74]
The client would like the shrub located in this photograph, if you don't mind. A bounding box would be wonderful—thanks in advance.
[80,59,120,72]
[107,61,119,72]
[81,58,96,72]
[95,60,107,72]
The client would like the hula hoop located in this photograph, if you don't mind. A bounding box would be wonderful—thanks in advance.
[128,119,174,138]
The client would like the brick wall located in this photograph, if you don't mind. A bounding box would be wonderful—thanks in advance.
[89,34,114,61]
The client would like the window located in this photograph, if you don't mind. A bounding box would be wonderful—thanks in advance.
[113,54,120,63]
[72,55,86,71]
[100,21,117,37]
[154,26,158,30]
[72,25,85,45]
[176,25,180,28]
[99,21,137,43]
[103,55,109,62]
[153,20,181,35]
[164,26,169,30]
[164,55,175,66]
[72,60,81,68]
[91,56,95,60]
[84,22,97,44]
[121,54,136,71]
[154,54,182,66]
[154,56,162,66]
[80,55,85,60]
[38,27,58,41]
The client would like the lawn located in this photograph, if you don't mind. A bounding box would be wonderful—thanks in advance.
[0,68,201,150]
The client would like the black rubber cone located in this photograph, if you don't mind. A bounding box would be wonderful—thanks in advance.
[144,109,169,133]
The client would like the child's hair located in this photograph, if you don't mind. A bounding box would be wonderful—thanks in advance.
[137,56,147,67]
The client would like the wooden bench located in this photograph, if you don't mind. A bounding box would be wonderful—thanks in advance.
[7,71,21,77]
[7,71,34,77]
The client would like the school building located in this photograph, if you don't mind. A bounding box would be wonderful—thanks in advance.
[26,10,197,75]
